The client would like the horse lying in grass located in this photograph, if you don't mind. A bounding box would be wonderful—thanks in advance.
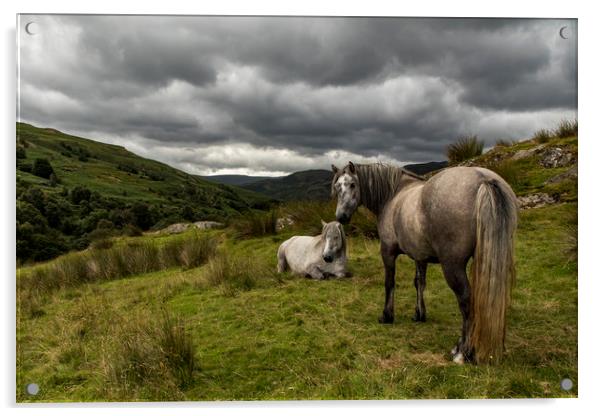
[277,220,350,280]
[331,162,518,364]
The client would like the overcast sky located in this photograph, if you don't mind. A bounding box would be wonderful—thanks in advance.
[18,15,577,176]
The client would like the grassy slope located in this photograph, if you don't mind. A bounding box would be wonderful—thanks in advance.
[241,170,333,201]
[16,122,270,210]
[16,136,578,401]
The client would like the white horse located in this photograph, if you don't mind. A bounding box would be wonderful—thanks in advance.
[277,220,349,280]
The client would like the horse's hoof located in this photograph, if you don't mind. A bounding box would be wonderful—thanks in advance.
[452,351,465,364]
[450,344,459,356]
[378,313,394,324]
[412,312,426,322]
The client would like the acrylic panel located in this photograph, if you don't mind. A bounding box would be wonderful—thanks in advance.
[16,14,578,402]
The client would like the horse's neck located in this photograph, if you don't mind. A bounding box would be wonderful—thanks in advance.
[363,174,421,217]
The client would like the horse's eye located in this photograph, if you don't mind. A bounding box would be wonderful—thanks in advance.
[350,183,355,189]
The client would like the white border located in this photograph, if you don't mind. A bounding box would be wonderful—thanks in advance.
[3,1,600,415]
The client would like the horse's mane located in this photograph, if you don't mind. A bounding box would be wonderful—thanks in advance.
[355,163,424,214]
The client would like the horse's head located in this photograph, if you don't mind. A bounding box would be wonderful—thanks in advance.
[331,161,360,224]
[321,220,345,263]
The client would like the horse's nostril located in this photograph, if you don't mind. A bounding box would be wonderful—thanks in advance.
[337,214,349,224]
[323,256,333,263]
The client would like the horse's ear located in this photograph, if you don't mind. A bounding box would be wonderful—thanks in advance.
[348,161,356,173]
[321,219,327,227]
[331,164,339,174]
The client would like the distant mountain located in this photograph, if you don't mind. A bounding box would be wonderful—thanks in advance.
[403,161,448,175]
[240,162,449,201]
[203,174,272,186]
[241,169,332,201]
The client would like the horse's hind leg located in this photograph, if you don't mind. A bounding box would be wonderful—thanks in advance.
[379,243,398,324]
[412,261,427,322]
[277,248,288,273]
[441,260,472,364]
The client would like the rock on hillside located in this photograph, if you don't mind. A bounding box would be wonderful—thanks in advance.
[452,135,577,209]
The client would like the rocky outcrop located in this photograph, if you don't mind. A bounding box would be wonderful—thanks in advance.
[517,193,559,209]
[511,144,546,161]
[276,216,294,231]
[193,221,224,230]
[539,147,576,168]
[157,221,224,235]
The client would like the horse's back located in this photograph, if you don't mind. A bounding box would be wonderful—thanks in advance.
[279,235,319,272]
[421,166,512,261]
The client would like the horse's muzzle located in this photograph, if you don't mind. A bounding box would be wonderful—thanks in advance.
[336,214,350,224]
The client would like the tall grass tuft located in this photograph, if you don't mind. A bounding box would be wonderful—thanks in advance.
[446,135,484,164]
[532,129,553,144]
[495,138,518,147]
[203,251,282,296]
[229,209,278,238]
[18,232,218,295]
[555,119,578,138]
[107,311,197,399]
[280,200,337,235]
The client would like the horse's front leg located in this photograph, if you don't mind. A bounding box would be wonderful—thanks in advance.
[412,261,427,322]
[379,244,398,324]
[307,265,326,280]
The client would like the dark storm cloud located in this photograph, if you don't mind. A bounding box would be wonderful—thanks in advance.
[18,15,577,175]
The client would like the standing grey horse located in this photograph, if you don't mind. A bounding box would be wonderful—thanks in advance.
[331,162,518,364]
[277,220,349,280]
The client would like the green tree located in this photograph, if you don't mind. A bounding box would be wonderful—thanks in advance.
[71,186,92,204]
[130,202,154,230]
[32,158,54,179]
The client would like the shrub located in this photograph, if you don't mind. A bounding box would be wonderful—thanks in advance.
[123,224,143,237]
[90,238,114,250]
[555,119,578,138]
[532,129,553,144]
[446,135,484,164]
[97,219,114,229]
[130,202,154,230]
[88,227,115,242]
[32,158,55,179]
[71,186,92,204]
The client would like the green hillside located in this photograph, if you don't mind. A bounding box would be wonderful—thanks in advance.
[242,169,333,201]
[16,126,577,401]
[16,122,272,263]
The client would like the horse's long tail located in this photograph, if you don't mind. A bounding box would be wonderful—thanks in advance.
[469,178,518,364]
